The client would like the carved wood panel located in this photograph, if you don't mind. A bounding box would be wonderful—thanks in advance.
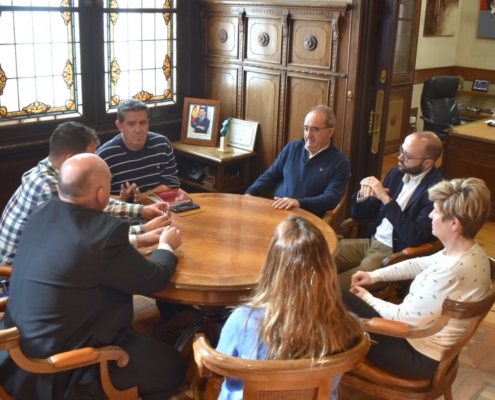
[205,65,238,124]
[205,15,239,59]
[245,17,283,65]
[285,75,330,144]
[384,88,409,153]
[244,69,281,179]
[386,97,404,141]
[289,19,333,69]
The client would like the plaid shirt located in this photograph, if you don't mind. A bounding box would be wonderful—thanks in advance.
[0,158,143,265]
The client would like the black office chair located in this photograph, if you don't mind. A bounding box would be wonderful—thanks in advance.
[420,76,461,141]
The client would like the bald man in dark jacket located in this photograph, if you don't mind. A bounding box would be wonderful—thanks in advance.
[0,154,187,400]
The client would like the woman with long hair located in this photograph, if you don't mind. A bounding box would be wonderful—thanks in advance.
[216,215,363,399]
[345,177,491,379]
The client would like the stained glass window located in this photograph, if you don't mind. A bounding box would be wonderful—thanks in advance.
[0,1,82,126]
[104,0,176,112]
[0,0,177,127]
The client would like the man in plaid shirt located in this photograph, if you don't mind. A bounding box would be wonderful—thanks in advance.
[0,122,171,266]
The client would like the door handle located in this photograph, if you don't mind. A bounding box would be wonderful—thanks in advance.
[368,89,384,154]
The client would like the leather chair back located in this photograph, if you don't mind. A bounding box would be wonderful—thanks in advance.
[420,76,461,139]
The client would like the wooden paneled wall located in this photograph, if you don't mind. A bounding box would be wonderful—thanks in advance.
[199,1,351,180]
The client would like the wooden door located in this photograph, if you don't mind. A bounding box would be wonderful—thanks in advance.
[347,0,399,194]
[384,0,422,154]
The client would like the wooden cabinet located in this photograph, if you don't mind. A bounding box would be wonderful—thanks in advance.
[172,142,256,194]
[199,1,351,181]
[442,120,495,221]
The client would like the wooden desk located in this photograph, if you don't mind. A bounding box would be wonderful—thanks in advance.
[150,193,337,348]
[443,119,495,221]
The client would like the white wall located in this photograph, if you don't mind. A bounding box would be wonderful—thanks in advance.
[415,0,462,69]
[456,2,495,69]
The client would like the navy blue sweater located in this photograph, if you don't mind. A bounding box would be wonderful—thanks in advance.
[246,139,350,218]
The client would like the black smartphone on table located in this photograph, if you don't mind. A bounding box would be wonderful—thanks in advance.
[170,202,200,213]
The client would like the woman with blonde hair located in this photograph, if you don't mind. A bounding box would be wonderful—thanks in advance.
[345,177,491,379]
[216,215,363,399]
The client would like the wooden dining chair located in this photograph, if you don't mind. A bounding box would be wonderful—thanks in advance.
[323,186,348,226]
[0,295,139,400]
[341,257,495,400]
[193,332,370,400]
[339,218,444,301]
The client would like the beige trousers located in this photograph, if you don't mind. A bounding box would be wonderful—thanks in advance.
[335,236,393,290]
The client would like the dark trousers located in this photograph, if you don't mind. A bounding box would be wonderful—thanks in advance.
[156,300,195,323]
[341,289,439,380]
[109,330,188,400]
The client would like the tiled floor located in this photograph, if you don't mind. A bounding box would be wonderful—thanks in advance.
[452,319,495,400]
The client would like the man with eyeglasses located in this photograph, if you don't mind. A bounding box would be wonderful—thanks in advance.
[336,131,444,289]
[245,105,350,218]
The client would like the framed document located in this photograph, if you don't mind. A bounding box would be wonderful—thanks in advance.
[472,80,490,93]
[181,98,221,147]
[227,118,258,151]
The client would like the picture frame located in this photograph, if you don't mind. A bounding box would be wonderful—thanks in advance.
[181,98,221,147]
[227,118,258,152]
[478,1,495,39]
[472,79,490,93]
[423,0,459,37]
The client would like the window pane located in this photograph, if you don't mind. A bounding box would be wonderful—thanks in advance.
[104,0,177,111]
[5,0,79,5]
[398,0,415,19]
[0,4,82,126]
[393,20,413,75]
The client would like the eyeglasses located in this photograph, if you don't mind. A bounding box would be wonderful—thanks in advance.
[399,146,429,163]
[301,126,332,133]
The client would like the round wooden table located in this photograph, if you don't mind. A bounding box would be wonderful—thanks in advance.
[152,193,337,304]
[150,193,338,348]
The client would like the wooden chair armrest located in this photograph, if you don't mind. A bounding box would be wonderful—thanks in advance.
[0,327,20,349]
[0,265,12,279]
[0,297,8,313]
[362,318,412,337]
[340,218,361,239]
[381,252,409,267]
[9,344,130,374]
[48,347,101,369]
[340,218,359,232]
[193,334,213,378]
[340,218,375,239]
[401,241,443,257]
[382,241,444,267]
[361,315,450,339]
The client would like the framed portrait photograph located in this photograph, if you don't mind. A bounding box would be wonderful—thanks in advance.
[227,118,258,152]
[472,79,490,92]
[181,98,221,147]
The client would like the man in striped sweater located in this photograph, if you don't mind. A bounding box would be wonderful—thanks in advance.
[97,99,180,203]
